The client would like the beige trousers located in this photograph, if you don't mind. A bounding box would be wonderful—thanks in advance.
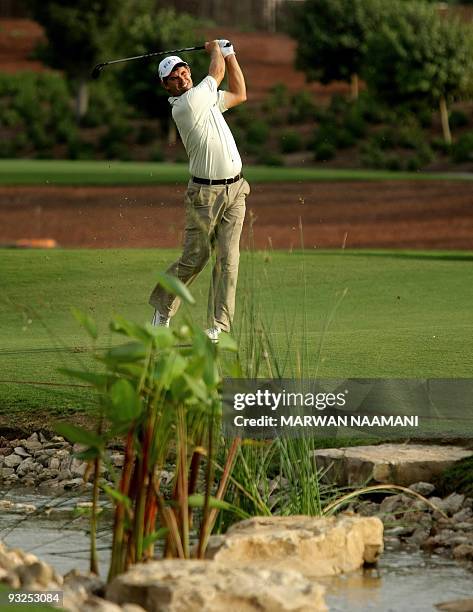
[149,177,250,332]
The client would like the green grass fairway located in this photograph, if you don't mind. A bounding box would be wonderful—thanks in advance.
[0,160,473,185]
[1,248,473,431]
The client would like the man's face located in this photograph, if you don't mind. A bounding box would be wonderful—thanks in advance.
[163,65,193,96]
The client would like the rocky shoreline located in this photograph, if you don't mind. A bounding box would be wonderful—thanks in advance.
[1,432,473,569]
[1,432,473,610]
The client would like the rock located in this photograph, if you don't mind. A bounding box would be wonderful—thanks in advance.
[452,544,473,561]
[49,457,60,470]
[16,458,39,478]
[107,560,327,612]
[442,493,465,516]
[63,569,104,597]
[110,453,124,468]
[452,508,473,523]
[63,478,86,490]
[454,522,473,532]
[78,597,122,612]
[379,494,412,515]
[25,440,43,453]
[406,526,431,547]
[17,560,57,588]
[4,454,22,468]
[13,447,30,458]
[409,481,435,496]
[205,514,383,577]
[313,444,473,487]
[1,467,15,478]
[436,598,473,611]
[121,605,147,612]
[70,458,88,477]
[58,469,72,481]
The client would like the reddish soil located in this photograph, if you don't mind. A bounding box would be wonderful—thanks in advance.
[1,181,472,250]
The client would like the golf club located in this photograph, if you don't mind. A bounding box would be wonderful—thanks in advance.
[91,42,231,79]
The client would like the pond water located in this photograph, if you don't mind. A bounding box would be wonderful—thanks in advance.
[1,489,472,611]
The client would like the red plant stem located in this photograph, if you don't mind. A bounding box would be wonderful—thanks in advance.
[108,428,135,582]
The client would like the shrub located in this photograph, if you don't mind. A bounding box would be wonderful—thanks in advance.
[99,120,132,157]
[313,141,336,161]
[263,83,289,111]
[150,144,164,162]
[0,72,77,155]
[449,109,469,129]
[287,90,318,123]
[451,131,473,163]
[279,130,303,153]
[257,150,284,166]
[245,119,269,146]
[343,106,367,139]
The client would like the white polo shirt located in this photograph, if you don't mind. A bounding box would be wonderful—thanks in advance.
[168,75,242,180]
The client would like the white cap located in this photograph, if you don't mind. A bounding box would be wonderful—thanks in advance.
[158,56,188,80]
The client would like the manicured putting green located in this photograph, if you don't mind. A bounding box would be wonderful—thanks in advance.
[1,248,473,423]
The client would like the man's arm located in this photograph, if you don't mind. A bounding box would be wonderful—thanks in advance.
[223,54,247,109]
[205,40,225,87]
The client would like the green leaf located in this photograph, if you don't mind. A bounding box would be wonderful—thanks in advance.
[154,353,187,389]
[58,368,111,389]
[75,447,101,461]
[217,332,238,352]
[110,315,152,343]
[154,272,196,305]
[143,527,169,549]
[182,373,209,403]
[187,494,250,519]
[110,379,143,422]
[105,341,147,363]
[71,307,98,340]
[54,423,104,449]
[144,324,176,349]
[102,484,131,508]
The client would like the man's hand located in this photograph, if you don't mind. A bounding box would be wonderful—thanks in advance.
[218,39,235,59]
[205,40,222,55]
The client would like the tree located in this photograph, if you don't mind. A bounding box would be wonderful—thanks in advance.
[364,1,473,143]
[27,0,125,121]
[287,0,385,99]
[113,7,210,141]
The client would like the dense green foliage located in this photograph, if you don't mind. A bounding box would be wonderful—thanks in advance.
[26,0,122,78]
[288,0,384,86]
[364,2,473,107]
[114,6,210,122]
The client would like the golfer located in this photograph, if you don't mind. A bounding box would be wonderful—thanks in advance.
[149,39,249,342]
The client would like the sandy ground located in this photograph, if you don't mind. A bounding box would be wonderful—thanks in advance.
[1,180,473,250]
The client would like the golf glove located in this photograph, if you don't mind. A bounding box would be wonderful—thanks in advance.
[218,39,235,58]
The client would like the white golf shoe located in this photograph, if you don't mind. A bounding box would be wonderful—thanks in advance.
[151,309,170,327]
[205,326,222,343]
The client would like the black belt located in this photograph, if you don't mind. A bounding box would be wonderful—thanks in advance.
[192,173,242,186]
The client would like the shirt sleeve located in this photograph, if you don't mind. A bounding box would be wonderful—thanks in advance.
[217,90,228,113]
[185,75,218,113]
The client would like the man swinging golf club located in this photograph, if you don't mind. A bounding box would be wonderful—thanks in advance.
[149,39,250,342]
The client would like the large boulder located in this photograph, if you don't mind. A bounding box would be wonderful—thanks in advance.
[205,514,383,577]
[313,444,473,487]
[107,560,327,612]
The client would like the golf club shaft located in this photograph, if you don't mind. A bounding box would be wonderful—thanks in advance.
[92,41,231,78]
[101,44,206,68]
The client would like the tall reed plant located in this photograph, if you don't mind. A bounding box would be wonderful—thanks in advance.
[56,275,245,580]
